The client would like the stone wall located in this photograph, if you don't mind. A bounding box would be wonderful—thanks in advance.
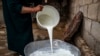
[70,0,100,56]
[0,1,4,24]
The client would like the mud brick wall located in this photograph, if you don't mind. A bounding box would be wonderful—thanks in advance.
[70,0,100,56]
[0,1,4,24]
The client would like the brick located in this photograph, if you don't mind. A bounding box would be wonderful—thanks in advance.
[79,0,92,6]
[91,21,100,42]
[4,51,16,56]
[83,6,88,17]
[83,0,93,5]
[0,40,7,46]
[88,3,99,20]
[0,9,4,24]
[0,46,5,49]
[0,36,7,40]
[98,4,100,22]
[83,30,95,50]
[83,18,92,32]
[79,0,84,6]
[93,0,99,3]
[0,31,5,34]
[95,41,100,56]
[74,0,79,6]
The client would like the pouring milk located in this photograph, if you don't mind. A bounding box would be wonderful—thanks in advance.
[36,5,60,53]
[38,14,54,52]
[31,5,75,56]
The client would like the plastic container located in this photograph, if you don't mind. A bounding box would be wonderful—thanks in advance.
[36,5,60,29]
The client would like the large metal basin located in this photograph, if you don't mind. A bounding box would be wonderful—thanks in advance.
[24,39,81,56]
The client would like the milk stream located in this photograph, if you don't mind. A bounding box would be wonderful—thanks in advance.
[38,14,54,53]
[47,27,53,53]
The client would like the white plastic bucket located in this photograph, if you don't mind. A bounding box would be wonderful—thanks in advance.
[36,5,60,29]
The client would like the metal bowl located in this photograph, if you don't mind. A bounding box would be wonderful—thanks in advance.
[24,39,81,56]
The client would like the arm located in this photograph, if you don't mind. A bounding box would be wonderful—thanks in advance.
[21,5,43,14]
[6,0,43,14]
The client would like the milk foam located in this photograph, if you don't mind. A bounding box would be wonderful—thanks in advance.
[30,48,74,56]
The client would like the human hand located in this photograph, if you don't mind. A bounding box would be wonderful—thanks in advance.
[34,5,43,12]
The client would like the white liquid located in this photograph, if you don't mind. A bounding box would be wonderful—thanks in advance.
[38,14,55,53]
[38,14,54,26]
[30,48,74,56]
[47,27,53,53]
